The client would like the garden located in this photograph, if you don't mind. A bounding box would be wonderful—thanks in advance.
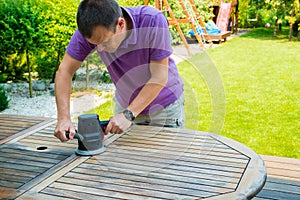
[0,0,299,159]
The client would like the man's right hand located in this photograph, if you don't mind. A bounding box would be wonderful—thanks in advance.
[54,119,76,142]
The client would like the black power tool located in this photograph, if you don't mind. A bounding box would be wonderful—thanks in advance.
[66,114,109,156]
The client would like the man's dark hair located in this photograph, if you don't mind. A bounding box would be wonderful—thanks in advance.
[77,0,122,38]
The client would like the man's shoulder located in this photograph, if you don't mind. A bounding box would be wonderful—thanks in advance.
[125,5,161,17]
[125,5,165,28]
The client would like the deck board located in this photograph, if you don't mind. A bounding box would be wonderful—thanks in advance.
[253,155,300,200]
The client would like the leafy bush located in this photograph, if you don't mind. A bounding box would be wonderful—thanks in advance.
[99,70,113,84]
[0,85,9,111]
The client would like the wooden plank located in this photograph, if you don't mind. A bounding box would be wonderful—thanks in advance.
[0,172,33,183]
[17,191,75,200]
[90,153,245,177]
[0,162,47,173]
[255,189,300,200]
[103,147,248,168]
[41,187,117,200]
[79,162,238,189]
[1,142,74,157]
[0,150,63,164]
[95,151,246,175]
[0,114,50,121]
[265,168,300,181]
[252,155,300,200]
[0,119,38,126]
[20,137,78,149]
[260,155,300,181]
[262,179,300,195]
[51,178,196,200]
[113,138,248,159]
[108,143,248,164]
[0,145,69,160]
[71,167,231,195]
[0,156,54,168]
[0,167,39,178]
[267,176,300,187]
[0,117,56,144]
[84,159,241,185]
[0,188,24,200]
[0,180,24,188]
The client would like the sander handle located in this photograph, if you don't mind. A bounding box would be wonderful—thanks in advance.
[65,130,84,141]
[65,119,109,141]
[100,120,109,132]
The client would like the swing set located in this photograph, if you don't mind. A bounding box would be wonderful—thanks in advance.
[144,0,212,55]
[144,0,238,55]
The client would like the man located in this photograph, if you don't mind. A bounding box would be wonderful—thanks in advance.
[54,0,184,142]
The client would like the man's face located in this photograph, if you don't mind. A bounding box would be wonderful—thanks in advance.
[87,18,127,53]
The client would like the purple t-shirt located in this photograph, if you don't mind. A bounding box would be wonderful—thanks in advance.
[67,6,183,114]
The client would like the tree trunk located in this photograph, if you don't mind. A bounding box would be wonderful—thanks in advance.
[26,49,33,98]
[86,59,89,90]
[274,18,278,36]
[289,23,293,41]
[51,42,62,83]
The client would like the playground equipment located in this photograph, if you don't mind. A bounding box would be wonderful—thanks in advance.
[144,0,212,55]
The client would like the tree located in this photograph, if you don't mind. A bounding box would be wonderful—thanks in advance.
[265,0,300,40]
[285,0,300,40]
[0,0,79,92]
[0,0,47,97]
[36,0,79,82]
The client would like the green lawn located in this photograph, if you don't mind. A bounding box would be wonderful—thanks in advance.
[178,27,300,158]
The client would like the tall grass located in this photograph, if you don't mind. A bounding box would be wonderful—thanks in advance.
[178,27,300,158]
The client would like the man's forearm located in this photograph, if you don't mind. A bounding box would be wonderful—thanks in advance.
[55,69,73,121]
[127,58,169,117]
[127,81,165,117]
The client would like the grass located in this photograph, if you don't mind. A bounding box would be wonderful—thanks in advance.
[178,27,300,158]
[87,27,299,158]
[83,91,115,121]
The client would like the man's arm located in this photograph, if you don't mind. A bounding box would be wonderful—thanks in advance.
[54,53,82,142]
[105,57,168,134]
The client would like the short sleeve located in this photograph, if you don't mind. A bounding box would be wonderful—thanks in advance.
[148,13,173,60]
[66,29,96,62]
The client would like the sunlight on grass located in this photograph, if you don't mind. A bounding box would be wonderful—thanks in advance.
[178,27,300,158]
[84,91,115,121]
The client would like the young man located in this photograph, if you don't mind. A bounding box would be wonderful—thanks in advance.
[54,0,184,142]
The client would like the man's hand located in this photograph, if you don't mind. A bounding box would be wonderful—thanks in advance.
[54,119,76,142]
[105,113,132,135]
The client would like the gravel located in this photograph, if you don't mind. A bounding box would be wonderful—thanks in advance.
[1,93,58,118]
[0,82,114,118]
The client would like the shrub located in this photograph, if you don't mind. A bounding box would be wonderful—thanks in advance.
[99,70,112,84]
[0,85,9,111]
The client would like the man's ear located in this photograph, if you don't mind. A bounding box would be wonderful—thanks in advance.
[117,17,126,30]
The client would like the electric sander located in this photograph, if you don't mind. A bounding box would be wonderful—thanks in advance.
[66,114,109,156]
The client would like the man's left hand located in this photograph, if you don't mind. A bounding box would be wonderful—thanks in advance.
[105,113,132,134]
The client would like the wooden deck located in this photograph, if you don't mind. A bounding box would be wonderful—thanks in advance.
[253,155,300,200]
[0,114,299,199]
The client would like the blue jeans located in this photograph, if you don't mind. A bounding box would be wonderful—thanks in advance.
[114,94,185,128]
